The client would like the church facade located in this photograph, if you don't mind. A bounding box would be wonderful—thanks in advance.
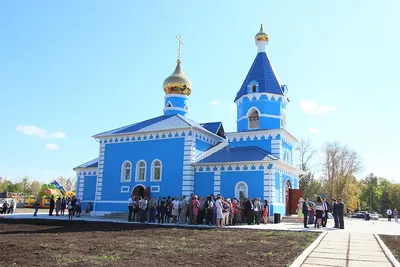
[74,25,304,217]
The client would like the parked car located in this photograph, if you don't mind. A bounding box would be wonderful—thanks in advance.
[370,213,379,220]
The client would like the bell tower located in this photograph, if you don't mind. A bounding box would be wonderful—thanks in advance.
[234,25,288,132]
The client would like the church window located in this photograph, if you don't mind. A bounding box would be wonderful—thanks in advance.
[248,108,259,129]
[166,101,173,108]
[151,160,162,182]
[250,84,257,93]
[136,161,146,182]
[235,182,248,201]
[284,150,291,163]
[121,161,132,182]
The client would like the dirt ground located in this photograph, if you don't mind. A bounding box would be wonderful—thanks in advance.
[0,219,318,267]
[380,235,400,262]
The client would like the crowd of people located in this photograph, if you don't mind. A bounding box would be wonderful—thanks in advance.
[297,196,345,229]
[127,194,270,227]
[32,196,93,220]
[0,199,16,214]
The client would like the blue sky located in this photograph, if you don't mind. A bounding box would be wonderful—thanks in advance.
[0,1,399,183]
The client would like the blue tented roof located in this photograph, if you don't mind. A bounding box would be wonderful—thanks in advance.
[200,122,222,135]
[197,146,277,164]
[74,158,99,169]
[234,52,283,101]
[93,114,224,139]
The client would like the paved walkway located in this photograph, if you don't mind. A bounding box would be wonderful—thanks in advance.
[301,232,393,267]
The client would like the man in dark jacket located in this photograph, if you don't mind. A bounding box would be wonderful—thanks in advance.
[49,196,55,216]
[246,197,254,225]
[332,199,338,228]
[302,198,309,228]
[336,198,345,229]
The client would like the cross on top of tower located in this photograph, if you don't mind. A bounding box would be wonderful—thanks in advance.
[176,34,184,62]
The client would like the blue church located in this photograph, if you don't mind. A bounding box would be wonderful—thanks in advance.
[74,25,304,218]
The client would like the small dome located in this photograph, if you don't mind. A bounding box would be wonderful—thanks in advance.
[254,24,269,43]
[163,60,192,96]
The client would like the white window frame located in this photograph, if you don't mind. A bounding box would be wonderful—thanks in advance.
[150,159,162,182]
[121,186,130,193]
[135,160,146,182]
[247,107,260,130]
[151,186,160,193]
[120,160,132,182]
[284,150,291,163]
[247,80,259,94]
[235,181,248,200]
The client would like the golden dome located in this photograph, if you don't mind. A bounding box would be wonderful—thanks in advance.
[255,24,269,42]
[163,60,192,96]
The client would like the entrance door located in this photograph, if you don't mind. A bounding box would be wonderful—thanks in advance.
[132,185,145,198]
[285,180,292,215]
[288,189,303,215]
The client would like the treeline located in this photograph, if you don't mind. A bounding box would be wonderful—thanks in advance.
[296,139,399,215]
[0,176,76,196]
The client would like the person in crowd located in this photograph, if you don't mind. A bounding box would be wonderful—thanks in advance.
[192,195,200,224]
[205,196,214,225]
[128,194,135,222]
[188,193,194,225]
[235,200,242,224]
[179,196,188,224]
[336,198,345,229]
[297,198,304,224]
[60,197,66,216]
[165,196,172,223]
[148,196,157,223]
[75,199,82,217]
[139,196,147,223]
[215,196,224,227]
[302,198,309,228]
[262,199,269,224]
[322,197,330,227]
[332,199,338,228]
[158,197,167,223]
[9,199,15,214]
[171,196,180,224]
[387,208,393,221]
[314,196,324,228]
[67,199,74,220]
[198,196,205,224]
[246,197,254,225]
[84,202,93,216]
[394,209,398,223]
[253,198,261,225]
[49,196,55,216]
[55,197,61,216]
[2,200,9,214]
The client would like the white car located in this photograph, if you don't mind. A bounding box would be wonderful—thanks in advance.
[370,213,379,220]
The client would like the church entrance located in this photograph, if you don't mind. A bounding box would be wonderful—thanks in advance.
[285,180,303,215]
[285,180,292,215]
[132,185,145,198]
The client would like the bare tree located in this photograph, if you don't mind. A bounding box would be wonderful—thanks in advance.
[294,138,318,172]
[322,141,362,200]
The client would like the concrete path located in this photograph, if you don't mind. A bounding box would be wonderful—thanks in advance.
[301,232,393,267]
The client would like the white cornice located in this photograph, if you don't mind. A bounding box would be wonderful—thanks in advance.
[274,159,305,176]
[164,94,189,99]
[163,106,188,112]
[237,113,281,122]
[235,92,288,105]
[225,129,298,146]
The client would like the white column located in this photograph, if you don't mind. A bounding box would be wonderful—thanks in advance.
[214,171,221,196]
[182,135,195,196]
[77,173,84,200]
[279,172,283,203]
[271,139,282,159]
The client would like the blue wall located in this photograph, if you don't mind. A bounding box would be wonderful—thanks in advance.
[95,202,127,212]
[83,175,97,201]
[282,140,293,163]
[164,95,188,116]
[194,172,214,197]
[220,171,263,199]
[274,172,281,203]
[101,137,185,201]
[195,139,214,157]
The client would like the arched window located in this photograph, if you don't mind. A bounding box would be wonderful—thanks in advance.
[248,108,259,129]
[250,84,257,93]
[121,161,132,182]
[235,182,248,201]
[284,150,291,163]
[136,161,146,182]
[151,160,162,182]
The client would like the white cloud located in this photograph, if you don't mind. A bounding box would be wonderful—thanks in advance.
[300,100,336,115]
[210,100,221,105]
[309,128,320,133]
[45,143,59,150]
[16,125,67,139]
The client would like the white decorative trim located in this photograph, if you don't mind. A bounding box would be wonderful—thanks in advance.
[235,181,248,200]
[150,159,162,182]
[120,160,132,182]
[235,92,287,105]
[135,160,146,182]
[214,171,221,195]
[237,113,281,122]
[151,186,160,193]
[163,106,187,113]
[121,186,130,193]
[131,184,146,195]
[164,94,189,99]
[182,135,195,196]
[96,129,189,144]
[195,162,272,171]
[225,129,297,147]
[76,167,98,176]
[165,100,173,108]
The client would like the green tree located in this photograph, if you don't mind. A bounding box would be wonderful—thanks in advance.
[20,176,32,195]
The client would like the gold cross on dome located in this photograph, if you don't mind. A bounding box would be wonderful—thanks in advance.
[176,34,184,61]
